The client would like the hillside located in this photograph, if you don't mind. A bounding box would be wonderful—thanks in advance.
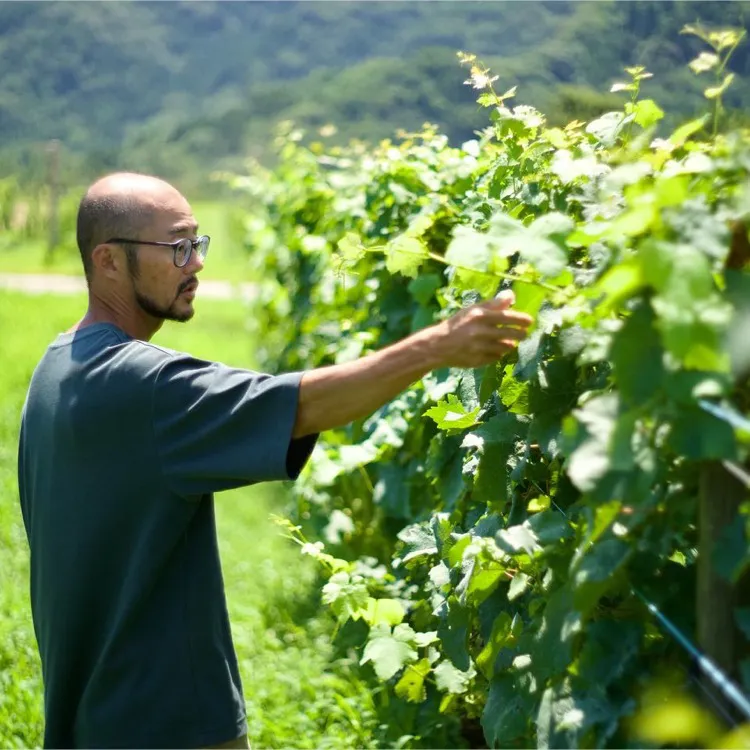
[1,1,749,186]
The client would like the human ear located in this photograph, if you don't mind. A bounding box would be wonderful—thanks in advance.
[90,243,123,279]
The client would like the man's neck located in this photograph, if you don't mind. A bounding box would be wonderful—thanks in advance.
[69,294,163,341]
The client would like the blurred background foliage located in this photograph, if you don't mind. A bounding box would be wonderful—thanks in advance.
[1,0,749,195]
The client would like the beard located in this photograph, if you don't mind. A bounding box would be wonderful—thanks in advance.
[134,287,194,322]
[127,251,195,322]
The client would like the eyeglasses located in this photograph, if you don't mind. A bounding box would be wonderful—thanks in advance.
[106,235,210,268]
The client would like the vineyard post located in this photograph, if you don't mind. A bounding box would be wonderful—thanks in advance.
[45,138,60,260]
[697,462,750,683]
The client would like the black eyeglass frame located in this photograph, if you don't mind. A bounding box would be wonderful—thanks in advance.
[105,235,210,268]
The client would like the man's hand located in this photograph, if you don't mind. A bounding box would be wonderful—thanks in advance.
[428,290,534,369]
[292,290,535,438]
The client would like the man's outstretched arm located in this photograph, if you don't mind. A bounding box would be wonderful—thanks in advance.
[292,292,533,439]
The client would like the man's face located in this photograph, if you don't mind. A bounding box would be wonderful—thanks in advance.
[126,192,204,323]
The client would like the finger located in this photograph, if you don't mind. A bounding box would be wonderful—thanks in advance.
[476,308,535,327]
[474,326,529,342]
[475,340,518,363]
[482,290,515,311]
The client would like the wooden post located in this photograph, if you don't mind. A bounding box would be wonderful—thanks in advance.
[697,462,750,682]
[45,139,60,260]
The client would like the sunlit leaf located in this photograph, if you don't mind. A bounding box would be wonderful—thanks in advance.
[424,394,481,430]
[386,235,429,278]
[688,51,720,74]
[394,658,431,702]
[337,231,364,261]
[705,73,735,100]
[361,624,419,681]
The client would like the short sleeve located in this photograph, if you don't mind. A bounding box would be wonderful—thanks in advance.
[152,356,317,497]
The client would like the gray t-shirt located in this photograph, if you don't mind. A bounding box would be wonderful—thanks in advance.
[17,322,316,748]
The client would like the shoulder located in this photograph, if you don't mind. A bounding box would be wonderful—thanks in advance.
[106,339,198,382]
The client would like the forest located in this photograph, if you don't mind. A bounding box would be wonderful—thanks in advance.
[1,1,749,188]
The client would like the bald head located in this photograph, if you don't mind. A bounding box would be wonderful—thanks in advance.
[76,172,186,282]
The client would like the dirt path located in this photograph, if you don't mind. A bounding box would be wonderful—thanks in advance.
[0,273,257,300]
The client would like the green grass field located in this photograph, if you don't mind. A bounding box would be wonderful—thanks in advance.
[0,290,379,749]
[0,201,254,283]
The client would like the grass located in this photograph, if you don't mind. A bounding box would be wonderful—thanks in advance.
[0,289,380,749]
[0,201,254,283]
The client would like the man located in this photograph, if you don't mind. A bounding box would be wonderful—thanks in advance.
[17,173,533,749]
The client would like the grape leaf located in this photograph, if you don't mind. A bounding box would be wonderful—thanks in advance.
[533,587,582,681]
[363,597,406,627]
[361,624,419,681]
[512,280,547,320]
[610,303,664,405]
[435,660,475,694]
[386,235,429,278]
[424,394,481,430]
[337,232,364,261]
[476,612,519,679]
[667,407,736,460]
[408,273,442,305]
[322,572,370,624]
[628,99,665,128]
[398,522,438,563]
[445,226,493,271]
[688,52,719,74]
[437,597,472,670]
[395,658,431,702]
[482,674,531,745]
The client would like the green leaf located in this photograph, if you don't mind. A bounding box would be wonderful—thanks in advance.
[610,304,664,405]
[508,572,530,600]
[528,495,551,513]
[482,674,531,745]
[398,523,438,564]
[386,235,428,278]
[499,376,529,414]
[669,116,708,147]
[571,539,630,611]
[567,395,619,492]
[586,111,629,146]
[496,524,541,557]
[705,72,735,99]
[667,407,737,460]
[530,212,576,239]
[473,440,511,509]
[424,394,481,430]
[446,226,493,271]
[511,280,547,320]
[578,620,642,687]
[735,608,750,640]
[373,464,412,519]
[688,52,720,74]
[713,515,750,583]
[476,612,518,679]
[518,235,568,278]
[466,567,505,607]
[408,273,442,305]
[628,99,665,128]
[363,597,405,627]
[337,232,364,261]
[394,658,431,702]
[438,597,472,670]
[605,204,658,239]
[534,587,582,681]
[360,624,419,681]
[434,660,475,695]
[322,572,370,624]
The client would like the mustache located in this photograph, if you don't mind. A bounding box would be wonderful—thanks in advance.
[178,278,198,294]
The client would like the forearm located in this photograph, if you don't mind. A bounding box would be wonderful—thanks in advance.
[292,327,443,438]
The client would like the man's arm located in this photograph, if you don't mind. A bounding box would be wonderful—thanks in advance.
[292,292,533,438]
